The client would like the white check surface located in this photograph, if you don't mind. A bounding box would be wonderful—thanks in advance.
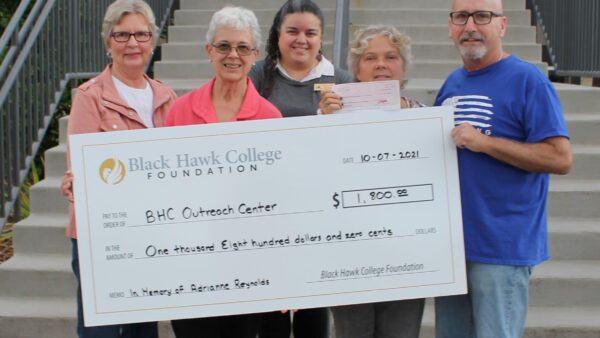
[70,106,466,326]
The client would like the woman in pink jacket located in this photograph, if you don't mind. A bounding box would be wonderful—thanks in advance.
[164,6,281,338]
[61,1,176,337]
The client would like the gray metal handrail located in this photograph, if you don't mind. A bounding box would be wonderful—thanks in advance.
[529,0,600,77]
[332,0,350,71]
[0,0,178,231]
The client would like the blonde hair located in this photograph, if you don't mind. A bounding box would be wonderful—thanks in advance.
[347,25,412,88]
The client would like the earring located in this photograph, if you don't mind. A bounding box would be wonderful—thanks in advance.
[106,52,112,58]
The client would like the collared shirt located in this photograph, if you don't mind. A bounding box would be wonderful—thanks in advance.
[276,56,335,82]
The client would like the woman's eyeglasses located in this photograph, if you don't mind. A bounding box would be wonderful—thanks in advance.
[211,43,255,56]
[111,31,153,42]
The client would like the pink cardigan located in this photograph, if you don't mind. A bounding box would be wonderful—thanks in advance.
[165,77,281,126]
[66,65,177,238]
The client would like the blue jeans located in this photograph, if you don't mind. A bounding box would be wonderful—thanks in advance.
[71,239,158,338]
[435,262,533,338]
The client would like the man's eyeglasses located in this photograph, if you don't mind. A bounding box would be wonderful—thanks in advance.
[211,43,255,56]
[449,11,504,25]
[111,31,153,43]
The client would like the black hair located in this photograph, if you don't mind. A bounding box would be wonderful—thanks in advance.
[261,0,325,97]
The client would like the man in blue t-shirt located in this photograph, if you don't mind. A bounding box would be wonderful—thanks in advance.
[434,0,573,337]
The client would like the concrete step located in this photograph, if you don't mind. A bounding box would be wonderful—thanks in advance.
[167,24,537,45]
[174,8,334,26]
[419,304,600,338]
[530,260,600,307]
[223,0,474,10]
[354,9,531,26]
[44,143,67,178]
[0,297,77,338]
[13,213,70,256]
[0,297,176,338]
[548,218,600,260]
[556,146,600,181]
[0,253,74,299]
[28,177,68,216]
[555,83,600,113]
[390,79,600,114]
[180,0,332,9]
[162,41,540,63]
[351,0,527,10]
[181,0,527,10]
[168,24,332,44]
[161,41,339,61]
[157,78,599,120]
[566,113,600,145]
[154,59,548,81]
[548,179,600,219]
[174,9,532,27]
[524,306,600,338]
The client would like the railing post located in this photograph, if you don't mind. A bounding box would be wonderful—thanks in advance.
[332,0,349,71]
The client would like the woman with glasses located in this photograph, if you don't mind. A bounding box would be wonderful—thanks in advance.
[318,25,426,338]
[61,0,176,337]
[164,6,281,336]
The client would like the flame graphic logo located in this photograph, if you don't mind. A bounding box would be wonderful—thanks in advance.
[99,158,126,185]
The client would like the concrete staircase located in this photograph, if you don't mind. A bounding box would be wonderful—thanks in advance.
[1,0,599,337]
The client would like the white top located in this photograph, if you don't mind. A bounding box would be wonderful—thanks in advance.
[112,76,155,128]
[276,55,335,82]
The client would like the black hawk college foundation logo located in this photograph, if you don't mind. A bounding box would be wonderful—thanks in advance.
[99,158,126,185]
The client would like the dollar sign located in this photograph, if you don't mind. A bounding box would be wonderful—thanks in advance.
[332,192,340,209]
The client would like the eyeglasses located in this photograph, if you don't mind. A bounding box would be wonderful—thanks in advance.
[211,43,255,56]
[111,31,153,43]
[449,11,504,25]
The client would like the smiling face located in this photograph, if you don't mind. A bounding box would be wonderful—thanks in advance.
[206,27,258,84]
[107,13,153,75]
[277,12,322,70]
[356,35,406,83]
[449,0,506,70]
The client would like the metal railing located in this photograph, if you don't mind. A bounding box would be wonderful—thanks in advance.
[0,0,178,231]
[332,0,350,71]
[529,0,600,77]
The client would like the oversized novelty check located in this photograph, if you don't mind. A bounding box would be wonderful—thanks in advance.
[70,106,466,326]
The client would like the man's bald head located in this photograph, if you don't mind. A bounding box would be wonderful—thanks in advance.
[452,0,503,13]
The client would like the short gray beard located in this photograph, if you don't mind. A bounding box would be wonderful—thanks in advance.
[458,44,487,60]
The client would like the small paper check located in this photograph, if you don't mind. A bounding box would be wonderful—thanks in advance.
[332,80,401,113]
[70,106,466,326]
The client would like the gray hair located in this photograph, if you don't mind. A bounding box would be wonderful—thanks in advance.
[101,0,158,49]
[347,25,412,88]
[206,6,262,49]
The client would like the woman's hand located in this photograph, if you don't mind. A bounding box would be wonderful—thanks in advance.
[62,170,74,203]
[319,91,343,114]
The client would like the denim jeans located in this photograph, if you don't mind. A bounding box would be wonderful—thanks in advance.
[435,262,533,338]
[71,239,158,338]
[331,299,424,338]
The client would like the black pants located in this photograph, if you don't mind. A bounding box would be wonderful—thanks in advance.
[259,308,329,338]
[171,313,262,338]
[71,239,158,338]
